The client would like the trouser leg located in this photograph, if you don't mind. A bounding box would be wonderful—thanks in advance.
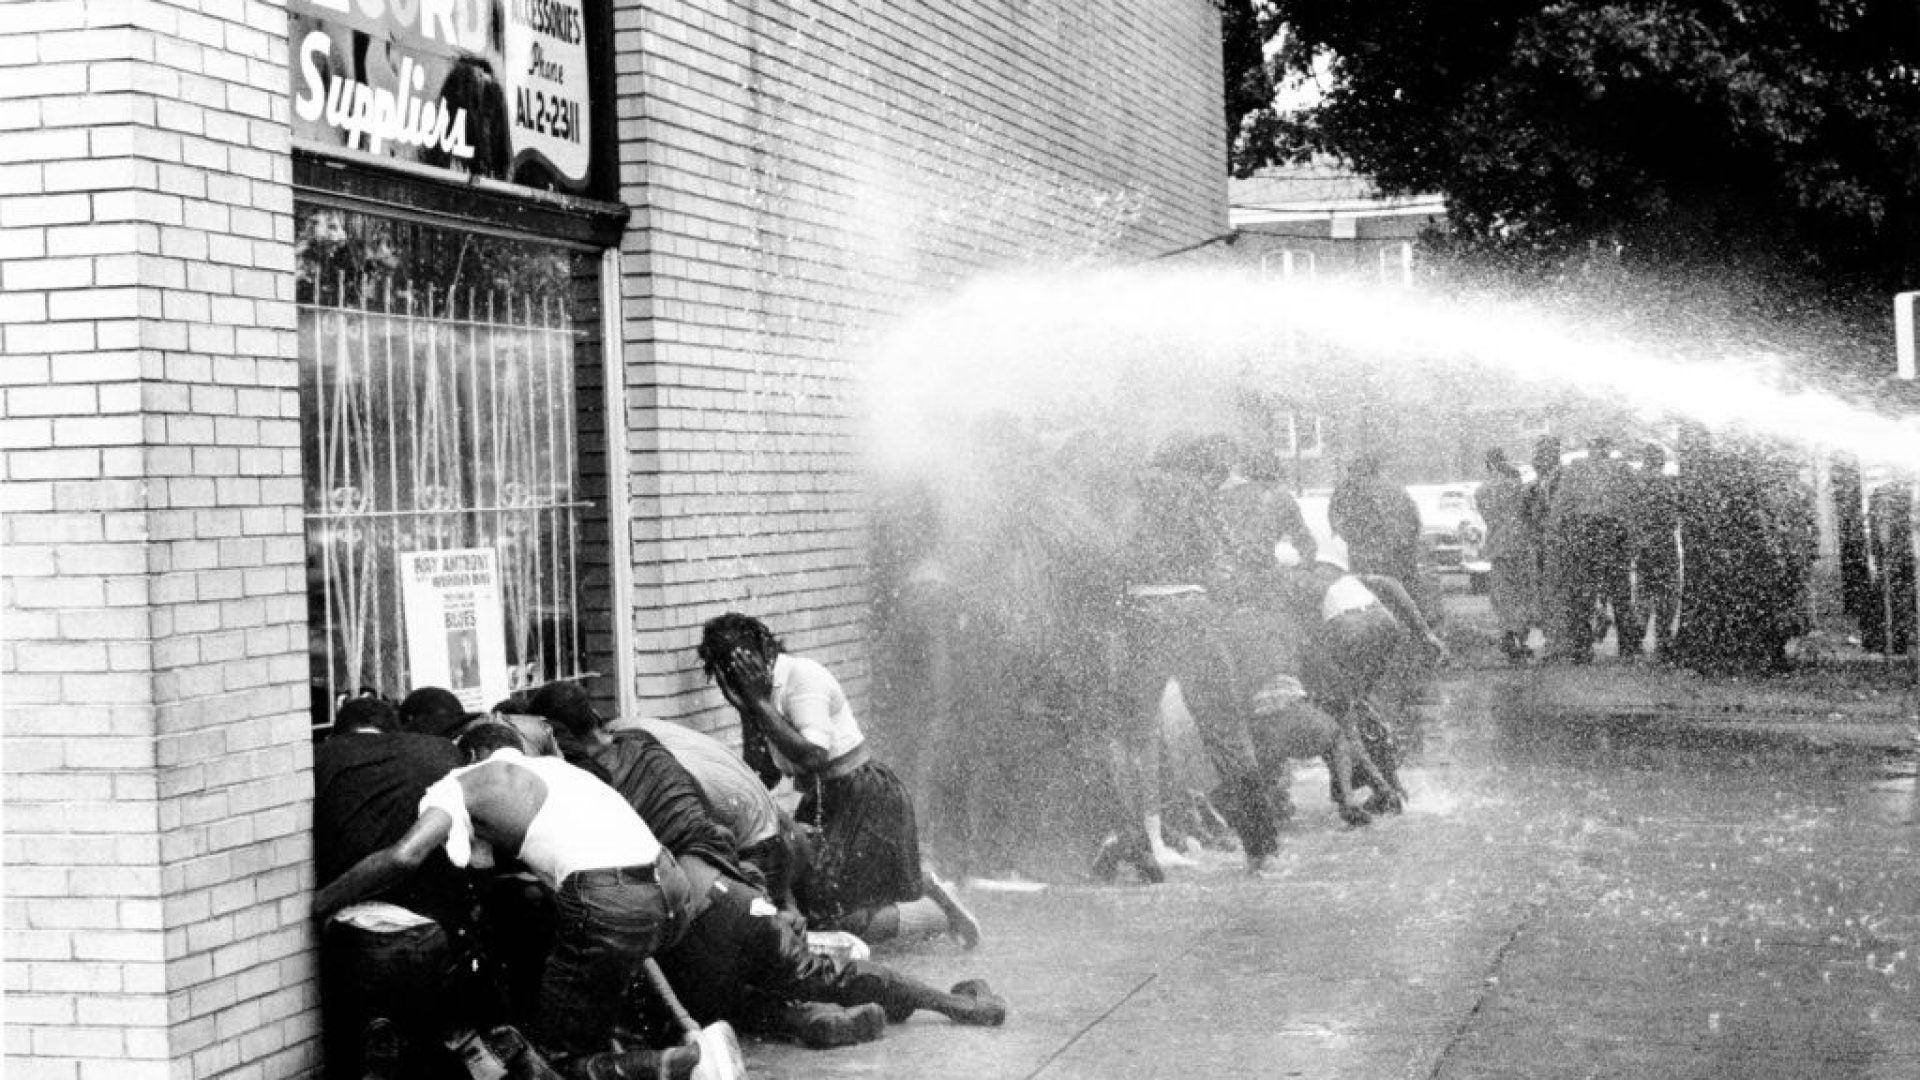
[1171,610,1277,866]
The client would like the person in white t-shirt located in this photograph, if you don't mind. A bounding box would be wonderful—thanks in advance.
[698,612,980,950]
[1276,552,1446,817]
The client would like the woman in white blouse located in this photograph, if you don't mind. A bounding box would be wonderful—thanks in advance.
[698,612,980,948]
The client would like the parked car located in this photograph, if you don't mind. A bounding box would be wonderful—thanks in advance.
[1406,482,1485,572]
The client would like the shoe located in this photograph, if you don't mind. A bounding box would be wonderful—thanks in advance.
[791,1002,887,1048]
[1338,803,1373,828]
[922,872,982,949]
[1362,790,1404,817]
[484,1026,565,1080]
[945,980,1008,1027]
[1091,833,1163,885]
[361,1018,401,1080]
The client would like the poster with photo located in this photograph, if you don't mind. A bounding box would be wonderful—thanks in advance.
[401,547,510,711]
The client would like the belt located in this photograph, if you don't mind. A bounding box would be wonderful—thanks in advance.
[566,862,660,886]
[818,743,871,780]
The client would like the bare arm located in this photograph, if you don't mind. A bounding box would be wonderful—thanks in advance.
[718,648,830,774]
[312,808,454,922]
[1357,574,1446,657]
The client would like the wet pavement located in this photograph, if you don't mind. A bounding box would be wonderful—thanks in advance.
[742,597,1920,1080]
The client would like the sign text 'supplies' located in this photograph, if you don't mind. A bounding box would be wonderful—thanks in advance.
[287,0,594,191]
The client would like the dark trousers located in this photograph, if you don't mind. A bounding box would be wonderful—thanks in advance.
[537,855,689,1060]
[320,919,468,1080]
[738,825,796,910]
[1548,516,1634,659]
[1125,591,1278,864]
[653,877,922,1026]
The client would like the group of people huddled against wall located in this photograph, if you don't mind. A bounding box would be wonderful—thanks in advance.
[870,418,1448,889]
[1474,428,1818,675]
[310,613,1000,1080]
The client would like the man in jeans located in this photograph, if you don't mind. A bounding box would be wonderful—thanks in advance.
[524,680,1004,1050]
[313,694,480,1080]
[314,720,699,1080]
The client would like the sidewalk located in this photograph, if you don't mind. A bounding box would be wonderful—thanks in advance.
[1486,652,1920,752]
[1441,589,1920,753]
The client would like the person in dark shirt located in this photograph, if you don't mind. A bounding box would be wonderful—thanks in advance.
[1548,435,1638,661]
[524,682,748,887]
[312,694,478,1080]
[524,681,1006,1051]
[1328,454,1422,593]
[1111,436,1280,877]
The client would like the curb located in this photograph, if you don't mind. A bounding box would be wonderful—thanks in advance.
[1539,709,1919,755]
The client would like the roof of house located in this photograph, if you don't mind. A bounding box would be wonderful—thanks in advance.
[1228,165,1445,226]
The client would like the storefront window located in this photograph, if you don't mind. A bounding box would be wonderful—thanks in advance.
[296,203,601,722]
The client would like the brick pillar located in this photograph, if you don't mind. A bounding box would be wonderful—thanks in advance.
[2,2,317,1078]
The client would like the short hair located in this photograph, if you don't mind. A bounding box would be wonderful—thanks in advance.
[525,681,601,738]
[697,612,784,682]
[499,713,560,757]
[334,695,399,734]
[399,686,468,739]
[457,720,526,761]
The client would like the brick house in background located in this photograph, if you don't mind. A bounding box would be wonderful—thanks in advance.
[0,2,1230,1077]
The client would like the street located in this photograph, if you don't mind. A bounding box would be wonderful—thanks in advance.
[745,597,1920,1080]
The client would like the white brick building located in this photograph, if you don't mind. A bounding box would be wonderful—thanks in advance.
[1,1,1228,1076]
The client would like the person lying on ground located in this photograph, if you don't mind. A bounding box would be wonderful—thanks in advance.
[646,866,1009,1051]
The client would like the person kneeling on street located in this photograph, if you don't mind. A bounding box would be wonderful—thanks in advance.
[698,612,981,948]
[314,693,494,1080]
[313,719,702,1080]
[522,680,1007,1050]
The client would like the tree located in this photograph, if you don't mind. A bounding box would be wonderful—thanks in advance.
[1250,1,1920,285]
[1221,0,1281,177]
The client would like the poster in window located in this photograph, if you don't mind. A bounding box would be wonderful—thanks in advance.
[401,548,511,711]
[286,0,593,192]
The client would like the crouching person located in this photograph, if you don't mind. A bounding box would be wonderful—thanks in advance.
[314,720,702,1080]
[314,694,488,1080]
[525,680,805,916]
[651,872,1009,1050]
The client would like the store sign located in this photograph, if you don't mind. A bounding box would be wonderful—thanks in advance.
[288,0,593,192]
[400,548,511,711]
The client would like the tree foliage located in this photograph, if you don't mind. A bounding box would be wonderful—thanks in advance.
[1248,1,1920,284]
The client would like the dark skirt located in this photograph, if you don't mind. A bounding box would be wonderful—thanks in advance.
[796,758,923,927]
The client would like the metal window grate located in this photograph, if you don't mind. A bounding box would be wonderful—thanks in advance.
[297,206,595,724]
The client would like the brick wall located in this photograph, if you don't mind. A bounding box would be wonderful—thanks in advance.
[3,0,1225,1074]
[1,1,314,1078]
[612,0,1228,730]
